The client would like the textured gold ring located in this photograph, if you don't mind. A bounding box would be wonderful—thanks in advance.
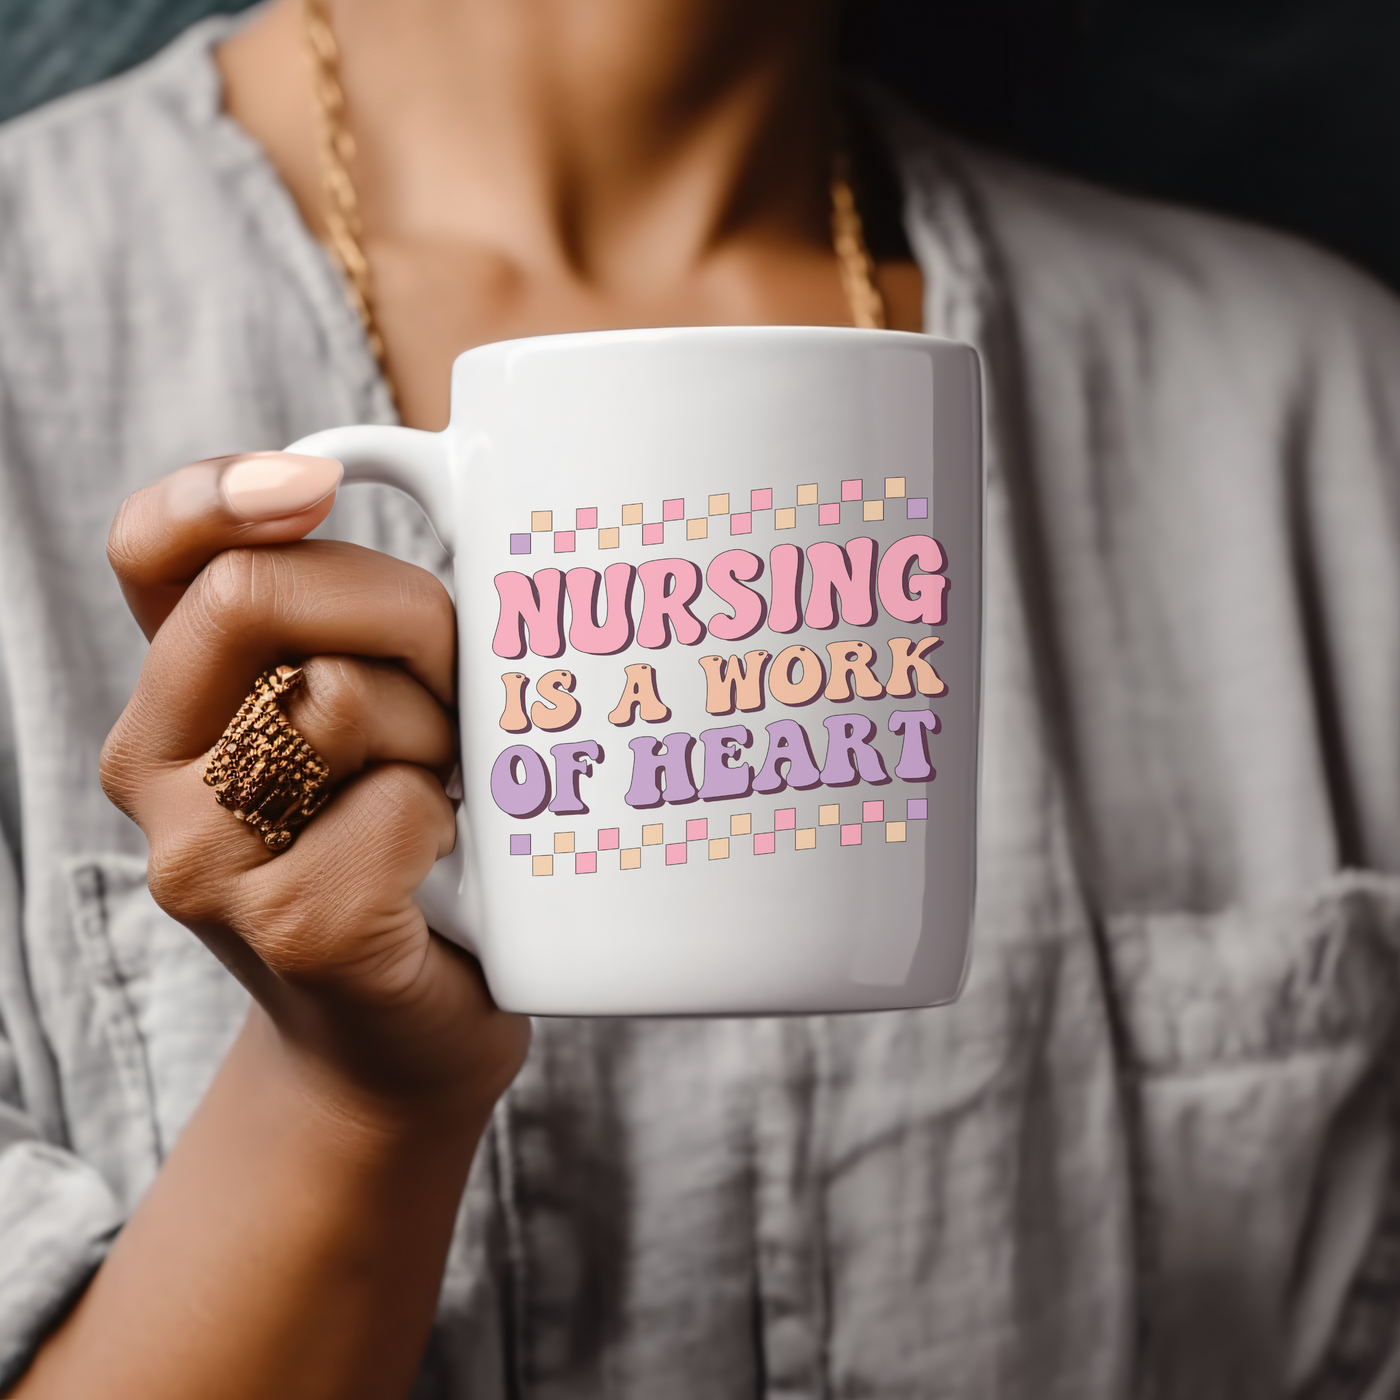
[203,665,332,852]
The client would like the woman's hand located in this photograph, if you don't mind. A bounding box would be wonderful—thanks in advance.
[16,452,529,1400]
[100,450,529,1118]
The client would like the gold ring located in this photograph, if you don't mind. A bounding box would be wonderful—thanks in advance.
[204,665,332,852]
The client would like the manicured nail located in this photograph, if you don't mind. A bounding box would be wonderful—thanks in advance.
[220,452,343,521]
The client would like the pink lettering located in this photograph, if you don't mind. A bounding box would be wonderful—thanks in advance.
[636,559,705,648]
[877,536,948,626]
[492,569,565,659]
[768,544,805,634]
[706,550,766,640]
[804,538,877,629]
[567,563,636,655]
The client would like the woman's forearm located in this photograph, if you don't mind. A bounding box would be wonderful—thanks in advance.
[13,1005,487,1400]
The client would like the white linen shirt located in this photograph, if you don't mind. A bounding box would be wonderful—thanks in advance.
[1,17,1399,1400]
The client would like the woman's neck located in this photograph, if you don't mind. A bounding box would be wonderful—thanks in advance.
[220,0,920,428]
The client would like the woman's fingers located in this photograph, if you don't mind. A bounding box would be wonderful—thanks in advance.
[109,453,343,639]
[230,763,457,985]
[105,540,457,787]
[122,652,459,984]
[101,452,473,1023]
[142,760,456,998]
[280,656,457,784]
[105,647,456,843]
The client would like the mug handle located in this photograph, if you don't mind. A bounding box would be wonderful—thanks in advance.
[282,424,480,955]
[284,425,455,548]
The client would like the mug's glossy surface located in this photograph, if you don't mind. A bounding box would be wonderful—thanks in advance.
[289,326,982,1015]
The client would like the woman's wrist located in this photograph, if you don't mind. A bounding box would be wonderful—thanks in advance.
[15,988,503,1399]
[237,923,529,1144]
[242,997,502,1162]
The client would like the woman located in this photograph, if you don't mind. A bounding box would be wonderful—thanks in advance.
[1,0,1398,1396]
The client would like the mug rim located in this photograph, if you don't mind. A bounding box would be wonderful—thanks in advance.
[451,322,965,371]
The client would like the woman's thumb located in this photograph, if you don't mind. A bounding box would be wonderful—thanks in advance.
[108,452,343,640]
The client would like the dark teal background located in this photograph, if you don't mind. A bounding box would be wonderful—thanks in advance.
[0,0,256,124]
[4,0,1400,291]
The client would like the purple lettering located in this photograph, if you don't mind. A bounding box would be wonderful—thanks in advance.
[490,744,552,818]
[752,719,823,794]
[624,732,699,808]
[820,713,890,787]
[697,725,753,801]
[888,709,939,781]
[549,740,603,815]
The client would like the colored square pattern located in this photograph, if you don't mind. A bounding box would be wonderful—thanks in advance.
[523,475,922,579]
[513,481,943,874]
[522,798,925,876]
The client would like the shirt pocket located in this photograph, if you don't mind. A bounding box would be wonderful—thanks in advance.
[63,854,248,1209]
[1105,870,1400,1400]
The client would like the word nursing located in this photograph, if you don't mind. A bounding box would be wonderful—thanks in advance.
[489,534,950,819]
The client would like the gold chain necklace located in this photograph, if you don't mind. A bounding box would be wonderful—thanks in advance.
[304,0,888,411]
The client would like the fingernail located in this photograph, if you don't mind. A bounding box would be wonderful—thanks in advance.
[220,452,343,521]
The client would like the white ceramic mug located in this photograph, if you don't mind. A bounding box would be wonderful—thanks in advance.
[287,325,982,1016]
